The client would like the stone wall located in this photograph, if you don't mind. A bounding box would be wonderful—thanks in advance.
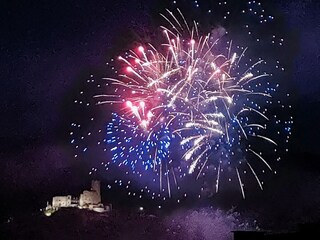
[52,195,72,208]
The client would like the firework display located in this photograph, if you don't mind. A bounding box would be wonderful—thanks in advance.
[70,1,293,201]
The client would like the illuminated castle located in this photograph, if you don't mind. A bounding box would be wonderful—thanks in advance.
[44,180,111,216]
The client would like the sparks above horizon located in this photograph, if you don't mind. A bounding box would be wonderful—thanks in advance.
[70,2,293,201]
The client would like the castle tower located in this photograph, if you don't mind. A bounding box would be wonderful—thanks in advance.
[91,180,101,202]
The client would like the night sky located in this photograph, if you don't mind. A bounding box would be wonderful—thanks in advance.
[1,0,320,231]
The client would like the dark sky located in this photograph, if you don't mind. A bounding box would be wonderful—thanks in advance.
[0,0,145,151]
[1,0,320,225]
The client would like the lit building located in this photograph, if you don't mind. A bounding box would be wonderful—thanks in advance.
[43,180,111,216]
[52,195,72,208]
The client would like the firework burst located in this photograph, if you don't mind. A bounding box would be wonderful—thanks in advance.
[71,3,293,200]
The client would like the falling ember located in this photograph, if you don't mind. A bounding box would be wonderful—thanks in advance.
[138,46,144,52]
[126,101,133,108]
[126,66,133,72]
[140,119,148,129]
